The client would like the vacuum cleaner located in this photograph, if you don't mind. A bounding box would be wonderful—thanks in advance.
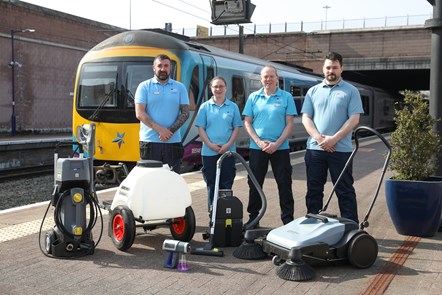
[162,239,191,271]
[191,151,267,257]
[234,126,391,281]
[39,123,103,258]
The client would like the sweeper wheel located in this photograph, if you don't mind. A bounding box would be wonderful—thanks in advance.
[170,206,196,242]
[272,255,283,266]
[347,232,378,268]
[110,205,136,251]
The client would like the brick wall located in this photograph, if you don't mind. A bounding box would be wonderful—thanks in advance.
[195,26,431,74]
[0,1,122,134]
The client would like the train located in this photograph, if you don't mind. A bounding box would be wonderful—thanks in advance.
[72,29,398,184]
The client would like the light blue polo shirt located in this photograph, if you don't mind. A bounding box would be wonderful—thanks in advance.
[135,77,189,143]
[242,87,297,150]
[301,78,364,152]
[195,98,243,156]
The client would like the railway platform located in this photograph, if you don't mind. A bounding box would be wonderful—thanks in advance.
[0,133,72,175]
[0,136,441,295]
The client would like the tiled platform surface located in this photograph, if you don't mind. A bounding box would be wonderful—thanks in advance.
[0,136,441,295]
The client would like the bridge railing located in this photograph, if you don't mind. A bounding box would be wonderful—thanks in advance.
[173,14,432,37]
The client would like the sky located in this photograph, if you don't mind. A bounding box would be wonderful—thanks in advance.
[21,0,434,31]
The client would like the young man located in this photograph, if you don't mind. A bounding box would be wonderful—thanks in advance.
[135,54,189,173]
[301,51,364,223]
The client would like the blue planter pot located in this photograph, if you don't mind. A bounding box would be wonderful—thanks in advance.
[385,177,442,237]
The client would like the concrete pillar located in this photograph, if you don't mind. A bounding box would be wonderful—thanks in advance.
[425,0,442,175]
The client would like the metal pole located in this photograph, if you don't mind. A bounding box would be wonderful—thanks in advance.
[11,30,16,136]
[323,5,331,30]
[425,0,442,175]
[239,25,244,54]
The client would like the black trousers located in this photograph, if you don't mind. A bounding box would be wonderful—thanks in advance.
[247,149,294,225]
[139,141,183,173]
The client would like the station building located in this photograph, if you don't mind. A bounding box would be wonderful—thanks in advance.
[0,1,122,134]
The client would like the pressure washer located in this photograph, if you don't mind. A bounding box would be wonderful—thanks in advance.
[39,123,103,258]
[234,126,391,281]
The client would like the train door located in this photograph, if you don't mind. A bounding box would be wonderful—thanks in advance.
[279,77,284,90]
[201,55,216,101]
[358,87,374,128]
[231,76,246,114]
[180,54,216,170]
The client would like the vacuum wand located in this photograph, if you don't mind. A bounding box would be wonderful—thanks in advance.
[162,239,191,271]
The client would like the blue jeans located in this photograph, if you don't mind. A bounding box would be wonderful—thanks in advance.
[304,149,359,223]
[247,149,294,224]
[139,142,183,173]
[201,154,236,211]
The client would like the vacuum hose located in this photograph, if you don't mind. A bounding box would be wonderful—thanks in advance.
[53,189,97,240]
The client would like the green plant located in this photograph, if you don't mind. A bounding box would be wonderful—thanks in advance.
[389,90,441,180]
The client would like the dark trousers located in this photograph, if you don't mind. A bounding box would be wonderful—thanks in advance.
[201,154,236,211]
[304,149,359,223]
[139,142,183,173]
[247,149,294,224]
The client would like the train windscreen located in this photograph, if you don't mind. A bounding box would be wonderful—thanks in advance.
[78,64,118,108]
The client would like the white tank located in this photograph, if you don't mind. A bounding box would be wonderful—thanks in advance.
[110,161,192,221]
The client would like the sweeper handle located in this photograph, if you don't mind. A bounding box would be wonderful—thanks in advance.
[321,126,391,230]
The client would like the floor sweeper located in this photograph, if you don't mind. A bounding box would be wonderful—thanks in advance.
[234,126,391,281]
[105,159,196,251]
[40,123,103,258]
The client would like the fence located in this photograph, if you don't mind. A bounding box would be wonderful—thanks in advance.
[173,14,432,37]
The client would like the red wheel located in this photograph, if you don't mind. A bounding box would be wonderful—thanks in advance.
[110,205,136,251]
[170,206,196,242]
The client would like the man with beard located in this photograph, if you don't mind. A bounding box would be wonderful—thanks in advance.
[301,52,364,223]
[135,54,189,173]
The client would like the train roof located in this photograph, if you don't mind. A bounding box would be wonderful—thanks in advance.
[90,29,306,76]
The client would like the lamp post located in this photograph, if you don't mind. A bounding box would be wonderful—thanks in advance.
[323,5,331,30]
[10,28,35,136]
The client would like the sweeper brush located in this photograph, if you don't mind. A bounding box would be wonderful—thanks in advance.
[235,126,391,282]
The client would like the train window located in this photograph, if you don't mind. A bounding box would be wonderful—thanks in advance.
[78,64,118,108]
[250,79,262,92]
[279,78,284,90]
[290,85,302,97]
[125,64,153,108]
[232,76,246,113]
[290,85,303,115]
[302,88,309,96]
[361,95,370,116]
[188,67,199,111]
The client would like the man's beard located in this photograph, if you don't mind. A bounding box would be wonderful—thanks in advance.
[326,74,337,83]
[156,72,169,81]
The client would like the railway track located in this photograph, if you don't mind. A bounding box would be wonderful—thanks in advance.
[0,165,53,181]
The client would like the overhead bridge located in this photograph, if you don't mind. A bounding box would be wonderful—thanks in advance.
[194,25,431,92]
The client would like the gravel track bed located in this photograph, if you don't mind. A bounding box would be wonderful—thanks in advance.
[0,174,53,210]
